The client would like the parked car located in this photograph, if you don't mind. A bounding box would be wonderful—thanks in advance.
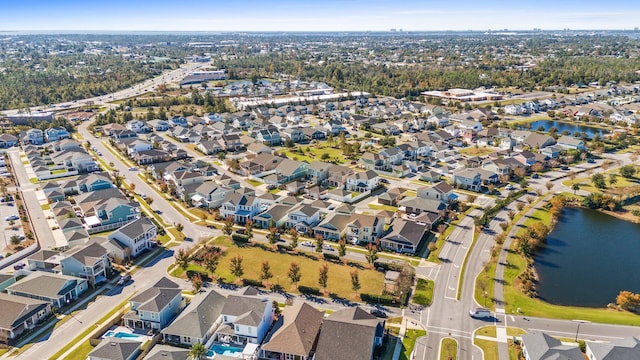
[587,158,595,163]
[322,244,334,251]
[370,309,387,318]
[118,274,132,286]
[505,184,514,190]
[531,173,540,179]
[13,263,25,270]
[301,241,314,247]
[4,215,19,221]
[561,166,570,170]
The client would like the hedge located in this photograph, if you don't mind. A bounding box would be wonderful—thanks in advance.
[361,293,395,306]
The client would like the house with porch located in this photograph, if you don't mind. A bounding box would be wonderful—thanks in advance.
[213,293,273,345]
[313,213,384,244]
[220,193,261,224]
[88,338,142,360]
[416,182,457,205]
[345,170,379,192]
[59,242,111,287]
[45,127,71,142]
[380,218,427,254]
[162,289,226,347]
[6,272,88,308]
[286,204,323,234]
[123,277,182,331]
[107,217,157,259]
[0,293,52,345]
[314,307,385,360]
[253,204,293,229]
[184,181,234,209]
[557,135,586,151]
[453,168,482,191]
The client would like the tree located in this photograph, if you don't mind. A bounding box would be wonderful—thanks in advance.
[191,273,203,293]
[10,235,21,246]
[315,234,324,253]
[288,262,302,289]
[223,217,234,237]
[507,210,515,221]
[350,270,361,294]
[620,165,637,178]
[609,173,618,186]
[268,227,279,247]
[591,173,606,189]
[176,223,184,233]
[365,243,378,265]
[189,342,207,360]
[260,261,273,286]
[203,252,220,278]
[245,220,254,241]
[616,290,640,312]
[289,228,299,248]
[318,263,329,293]
[229,255,244,281]
[338,236,347,260]
[571,182,580,195]
[175,248,191,271]
[545,182,553,191]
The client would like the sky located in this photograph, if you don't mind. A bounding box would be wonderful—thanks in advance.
[1,0,639,32]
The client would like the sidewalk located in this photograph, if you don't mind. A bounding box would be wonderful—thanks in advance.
[392,315,409,360]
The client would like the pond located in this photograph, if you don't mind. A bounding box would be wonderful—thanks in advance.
[534,207,640,307]
[522,120,608,139]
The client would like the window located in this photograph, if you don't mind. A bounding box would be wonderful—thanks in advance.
[235,325,240,332]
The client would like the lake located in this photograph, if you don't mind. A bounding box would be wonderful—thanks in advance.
[534,207,640,307]
[524,120,608,139]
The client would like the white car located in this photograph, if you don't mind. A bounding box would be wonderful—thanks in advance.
[300,241,313,247]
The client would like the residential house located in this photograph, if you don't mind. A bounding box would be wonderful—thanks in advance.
[107,217,157,258]
[220,193,261,224]
[143,345,189,360]
[133,149,172,165]
[162,290,226,347]
[111,129,138,142]
[22,128,44,145]
[522,133,556,150]
[196,140,224,155]
[6,272,88,308]
[169,116,188,127]
[214,293,274,345]
[380,218,427,254]
[147,119,170,132]
[360,152,388,172]
[253,204,293,229]
[49,148,99,173]
[557,135,586,151]
[26,249,61,272]
[416,182,457,205]
[45,127,71,142]
[101,123,126,137]
[541,145,563,159]
[123,277,182,331]
[302,127,326,140]
[246,142,273,156]
[399,197,446,218]
[273,159,308,184]
[513,150,538,167]
[586,336,640,360]
[255,127,282,146]
[184,181,234,209]
[306,161,333,185]
[88,338,142,360]
[281,127,306,143]
[126,139,153,156]
[314,213,384,244]
[521,332,582,360]
[286,204,323,234]
[170,126,193,142]
[453,168,482,191]
[260,302,324,360]
[345,170,379,192]
[126,120,150,133]
[0,133,18,148]
[323,120,346,135]
[59,242,111,286]
[314,307,385,360]
[0,293,52,345]
[326,164,354,187]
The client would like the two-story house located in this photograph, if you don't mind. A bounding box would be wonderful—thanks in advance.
[60,242,112,287]
[126,120,150,133]
[22,128,44,145]
[220,193,261,224]
[314,307,385,360]
[306,161,333,185]
[107,217,157,258]
[162,289,226,347]
[416,181,457,205]
[453,168,482,192]
[184,181,234,209]
[123,277,182,331]
[313,213,384,244]
[213,293,273,345]
[286,204,323,234]
[126,139,154,156]
[345,170,379,192]
[260,302,324,360]
[45,127,71,142]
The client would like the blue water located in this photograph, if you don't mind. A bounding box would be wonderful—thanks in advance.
[104,331,142,339]
[207,344,244,357]
[525,120,608,139]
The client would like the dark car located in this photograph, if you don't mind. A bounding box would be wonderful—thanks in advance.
[532,173,539,179]
[370,309,387,318]
[118,274,132,286]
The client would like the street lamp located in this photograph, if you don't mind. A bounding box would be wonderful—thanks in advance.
[483,291,488,307]
[572,320,590,342]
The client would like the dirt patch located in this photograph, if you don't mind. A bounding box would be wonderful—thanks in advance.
[599,209,640,224]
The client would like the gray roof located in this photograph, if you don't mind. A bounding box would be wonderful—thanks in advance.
[111,217,156,240]
[65,242,108,266]
[261,302,324,356]
[587,337,640,360]
[0,293,50,331]
[522,332,583,360]
[383,219,427,247]
[131,277,181,312]
[314,307,383,360]
[162,290,226,340]
[143,345,189,360]
[221,295,270,327]
[88,338,141,360]
[7,272,84,300]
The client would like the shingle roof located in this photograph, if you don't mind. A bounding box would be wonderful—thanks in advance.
[0,293,49,331]
[143,345,189,360]
[111,217,155,240]
[221,295,269,327]
[314,307,383,360]
[88,338,141,360]
[261,302,324,356]
[7,272,84,299]
[162,290,226,340]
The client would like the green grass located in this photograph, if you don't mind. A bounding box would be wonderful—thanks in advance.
[440,338,457,360]
[476,326,497,338]
[48,298,130,360]
[278,142,356,165]
[51,169,67,175]
[399,329,427,360]
[367,203,399,212]
[167,227,184,241]
[171,236,385,299]
[29,177,38,183]
[476,261,497,310]
[386,316,403,324]
[412,278,434,306]
[474,338,498,360]
[41,203,51,210]
[246,179,262,187]
[62,341,94,360]
[459,147,496,157]
[507,327,527,337]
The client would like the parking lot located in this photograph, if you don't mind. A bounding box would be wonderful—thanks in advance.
[0,201,26,255]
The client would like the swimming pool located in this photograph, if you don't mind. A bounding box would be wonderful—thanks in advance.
[207,344,244,357]
[104,331,143,340]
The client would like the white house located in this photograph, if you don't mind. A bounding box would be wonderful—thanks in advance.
[214,293,273,345]
[345,170,379,192]
[107,217,157,258]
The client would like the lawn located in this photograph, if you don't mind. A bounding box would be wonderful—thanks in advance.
[246,179,262,187]
[278,141,356,165]
[474,338,498,360]
[459,147,496,157]
[475,261,497,310]
[170,236,385,300]
[399,329,427,360]
[62,341,94,360]
[368,203,399,212]
[41,203,51,210]
[440,338,457,360]
[476,326,496,338]
[507,327,527,337]
[51,169,67,175]
[412,278,434,306]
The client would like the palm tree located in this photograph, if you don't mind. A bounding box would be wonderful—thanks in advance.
[189,342,207,360]
[571,182,580,195]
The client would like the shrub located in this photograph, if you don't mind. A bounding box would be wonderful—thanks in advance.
[232,234,249,244]
[298,285,322,296]
[242,278,263,288]
[323,253,340,262]
[277,244,293,252]
[361,293,395,306]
